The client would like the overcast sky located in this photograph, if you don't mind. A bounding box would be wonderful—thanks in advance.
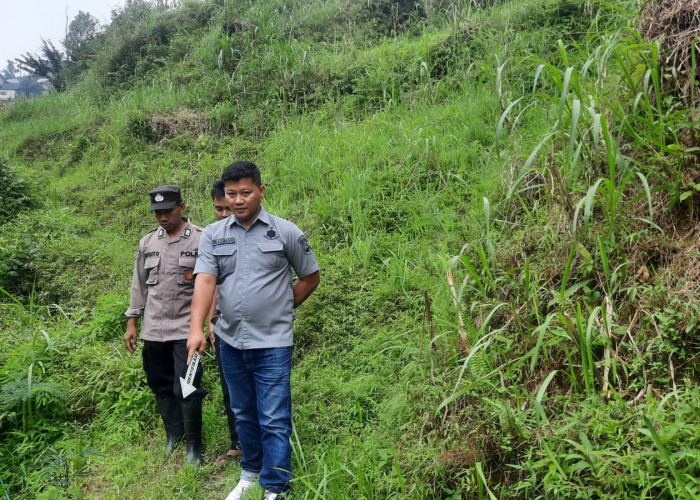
[1,0,126,73]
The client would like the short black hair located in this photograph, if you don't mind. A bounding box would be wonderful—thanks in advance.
[210,179,225,200]
[221,160,262,187]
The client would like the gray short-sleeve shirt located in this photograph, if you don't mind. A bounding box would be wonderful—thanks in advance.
[194,206,319,349]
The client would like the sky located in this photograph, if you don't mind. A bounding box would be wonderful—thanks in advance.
[1,0,126,74]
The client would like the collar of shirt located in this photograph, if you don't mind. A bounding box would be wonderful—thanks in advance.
[158,217,194,241]
[226,206,271,230]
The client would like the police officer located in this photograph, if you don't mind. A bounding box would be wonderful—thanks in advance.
[124,184,207,465]
[187,161,320,500]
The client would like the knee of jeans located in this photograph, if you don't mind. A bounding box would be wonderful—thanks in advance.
[234,411,259,425]
[258,414,292,434]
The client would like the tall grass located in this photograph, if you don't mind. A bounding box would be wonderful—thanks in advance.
[1,0,698,498]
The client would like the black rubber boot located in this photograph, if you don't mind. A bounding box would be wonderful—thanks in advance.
[156,395,185,457]
[182,400,203,465]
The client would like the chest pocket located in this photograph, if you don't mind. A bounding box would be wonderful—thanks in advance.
[257,241,285,271]
[144,256,160,285]
[213,244,237,282]
[178,256,197,285]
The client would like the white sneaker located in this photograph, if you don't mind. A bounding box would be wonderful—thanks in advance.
[262,490,285,500]
[225,477,257,500]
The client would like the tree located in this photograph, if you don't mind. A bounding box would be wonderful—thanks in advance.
[63,11,100,62]
[15,39,66,92]
[18,77,46,98]
[2,60,16,79]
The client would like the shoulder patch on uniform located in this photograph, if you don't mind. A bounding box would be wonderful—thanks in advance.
[157,228,165,238]
[184,228,192,238]
[298,235,312,255]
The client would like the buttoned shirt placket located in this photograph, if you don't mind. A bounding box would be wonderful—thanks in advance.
[163,232,176,335]
[233,216,267,349]
[240,223,249,347]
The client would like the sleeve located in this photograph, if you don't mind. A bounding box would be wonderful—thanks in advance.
[284,222,320,279]
[193,225,219,277]
[125,239,148,318]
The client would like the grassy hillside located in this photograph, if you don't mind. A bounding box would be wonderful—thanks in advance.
[1,0,698,498]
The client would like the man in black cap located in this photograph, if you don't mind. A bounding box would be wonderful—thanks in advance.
[124,184,206,465]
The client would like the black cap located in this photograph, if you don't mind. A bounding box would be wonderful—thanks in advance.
[149,185,182,210]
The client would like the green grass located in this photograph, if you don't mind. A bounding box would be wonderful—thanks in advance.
[1,0,699,498]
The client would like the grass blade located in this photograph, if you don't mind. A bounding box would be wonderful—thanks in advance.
[534,370,558,424]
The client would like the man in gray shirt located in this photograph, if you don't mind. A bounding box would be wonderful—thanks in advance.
[188,161,320,500]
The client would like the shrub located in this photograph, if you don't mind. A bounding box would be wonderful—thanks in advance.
[88,293,130,342]
[0,159,35,220]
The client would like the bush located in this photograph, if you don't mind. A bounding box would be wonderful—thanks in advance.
[0,209,119,304]
[97,0,217,86]
[88,293,130,342]
[0,159,35,220]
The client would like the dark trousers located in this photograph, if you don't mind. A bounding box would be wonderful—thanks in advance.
[142,339,206,404]
[215,334,240,449]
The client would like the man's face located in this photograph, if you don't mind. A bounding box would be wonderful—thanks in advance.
[213,196,232,221]
[224,178,265,228]
[153,203,185,235]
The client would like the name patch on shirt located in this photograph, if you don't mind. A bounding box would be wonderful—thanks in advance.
[213,237,236,246]
[180,250,198,257]
[144,251,160,258]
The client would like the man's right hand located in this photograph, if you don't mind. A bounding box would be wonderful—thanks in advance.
[187,330,208,365]
[124,320,138,353]
[187,273,217,364]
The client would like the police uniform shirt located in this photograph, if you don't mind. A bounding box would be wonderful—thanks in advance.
[125,219,202,342]
[194,206,319,350]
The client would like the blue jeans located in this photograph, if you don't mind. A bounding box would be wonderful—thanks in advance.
[214,334,239,450]
[219,341,293,493]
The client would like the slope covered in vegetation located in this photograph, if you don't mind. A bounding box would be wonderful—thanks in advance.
[0,0,698,498]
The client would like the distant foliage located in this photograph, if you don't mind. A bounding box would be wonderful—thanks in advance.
[15,39,66,92]
[17,77,46,98]
[2,60,16,78]
[63,11,100,62]
[62,11,103,85]
[97,0,216,86]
